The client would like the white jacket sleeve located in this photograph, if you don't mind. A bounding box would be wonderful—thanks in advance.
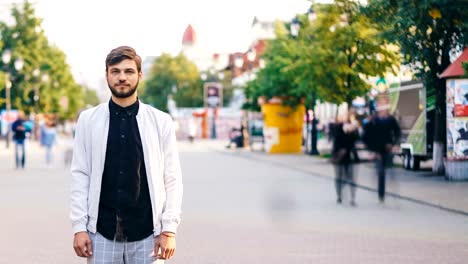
[161,117,183,234]
[70,113,90,234]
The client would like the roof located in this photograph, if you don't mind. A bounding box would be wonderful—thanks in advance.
[182,24,196,45]
[440,47,468,78]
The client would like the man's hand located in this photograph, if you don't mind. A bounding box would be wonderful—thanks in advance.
[73,232,93,258]
[154,233,176,260]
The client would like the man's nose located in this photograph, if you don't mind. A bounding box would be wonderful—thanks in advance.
[118,72,127,81]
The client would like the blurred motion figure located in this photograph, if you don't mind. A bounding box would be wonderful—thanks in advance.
[40,117,57,166]
[331,113,359,206]
[11,111,28,169]
[362,97,401,203]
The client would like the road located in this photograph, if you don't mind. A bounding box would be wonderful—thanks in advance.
[0,138,467,263]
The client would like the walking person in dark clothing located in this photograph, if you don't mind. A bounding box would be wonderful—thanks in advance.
[331,113,359,206]
[11,111,28,169]
[362,97,401,203]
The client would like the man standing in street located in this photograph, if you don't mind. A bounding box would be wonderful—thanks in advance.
[70,46,183,263]
[362,96,401,203]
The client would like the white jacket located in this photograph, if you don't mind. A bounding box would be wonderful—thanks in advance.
[70,101,183,236]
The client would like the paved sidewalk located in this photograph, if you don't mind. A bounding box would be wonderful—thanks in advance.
[4,136,466,216]
[182,139,468,216]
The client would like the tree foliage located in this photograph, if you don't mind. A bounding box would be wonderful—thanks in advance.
[244,21,307,111]
[366,0,468,173]
[244,0,399,110]
[303,0,399,106]
[0,1,86,120]
[140,53,203,112]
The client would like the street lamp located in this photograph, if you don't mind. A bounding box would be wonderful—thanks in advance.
[308,7,317,22]
[2,49,24,148]
[32,68,40,113]
[234,55,244,69]
[217,71,224,81]
[290,17,300,38]
[289,12,319,155]
[201,72,207,81]
[247,49,256,81]
[258,58,266,69]
[247,49,256,63]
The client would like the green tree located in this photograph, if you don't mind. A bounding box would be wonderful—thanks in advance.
[40,45,85,120]
[298,0,399,107]
[141,53,203,112]
[0,1,85,119]
[244,21,308,111]
[367,0,468,174]
[244,1,399,110]
[83,87,100,107]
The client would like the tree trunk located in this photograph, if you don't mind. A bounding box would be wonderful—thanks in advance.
[432,71,447,175]
[432,44,450,175]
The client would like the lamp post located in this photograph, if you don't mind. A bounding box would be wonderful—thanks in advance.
[290,8,320,155]
[246,48,256,81]
[290,17,300,38]
[308,7,317,22]
[32,68,40,113]
[210,107,217,139]
[234,54,244,77]
[2,49,24,148]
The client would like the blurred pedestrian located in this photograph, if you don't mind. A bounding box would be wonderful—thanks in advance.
[11,111,28,169]
[362,97,401,203]
[187,117,197,142]
[348,108,361,163]
[70,46,182,263]
[226,124,244,148]
[41,118,57,167]
[331,113,359,206]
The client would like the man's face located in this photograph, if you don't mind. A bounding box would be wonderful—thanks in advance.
[106,59,141,98]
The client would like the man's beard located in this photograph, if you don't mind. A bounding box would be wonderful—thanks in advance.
[108,79,139,98]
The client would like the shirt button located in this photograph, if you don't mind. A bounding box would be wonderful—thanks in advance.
[119,171,123,175]
[121,135,125,138]
[121,118,125,121]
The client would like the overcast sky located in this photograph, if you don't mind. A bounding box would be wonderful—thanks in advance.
[4,0,334,91]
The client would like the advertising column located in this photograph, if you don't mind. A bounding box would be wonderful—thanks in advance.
[446,79,468,180]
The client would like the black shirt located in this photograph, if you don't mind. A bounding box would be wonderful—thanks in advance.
[97,99,153,242]
[12,119,27,141]
[332,123,358,164]
[363,115,401,153]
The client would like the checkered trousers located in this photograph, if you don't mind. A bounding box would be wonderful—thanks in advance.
[88,232,164,264]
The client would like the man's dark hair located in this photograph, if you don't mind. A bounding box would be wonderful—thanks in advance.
[105,46,142,72]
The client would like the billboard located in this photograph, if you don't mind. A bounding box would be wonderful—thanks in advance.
[451,79,468,117]
[204,82,223,108]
